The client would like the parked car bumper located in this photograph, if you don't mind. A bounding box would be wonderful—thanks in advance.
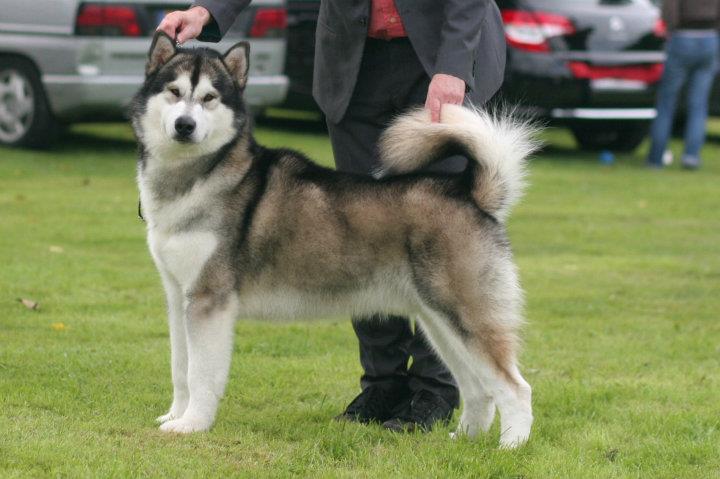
[42,73,288,121]
[502,49,665,120]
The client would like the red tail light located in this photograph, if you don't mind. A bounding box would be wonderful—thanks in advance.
[502,9,575,53]
[653,19,667,38]
[76,4,141,37]
[568,62,664,84]
[249,8,287,38]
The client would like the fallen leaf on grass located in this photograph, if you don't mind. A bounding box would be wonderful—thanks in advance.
[51,322,67,331]
[49,245,64,254]
[17,298,39,310]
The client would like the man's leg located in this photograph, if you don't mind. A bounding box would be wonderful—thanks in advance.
[326,43,414,421]
[328,115,415,395]
[393,44,461,411]
[682,35,719,168]
[329,38,460,428]
[406,330,460,406]
[648,35,689,166]
[329,107,416,399]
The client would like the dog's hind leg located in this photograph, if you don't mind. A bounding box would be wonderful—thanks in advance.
[159,294,239,434]
[414,310,496,438]
[417,305,532,448]
[156,272,189,424]
[462,263,533,449]
[465,337,532,449]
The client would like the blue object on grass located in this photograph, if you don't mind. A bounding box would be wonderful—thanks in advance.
[599,150,615,165]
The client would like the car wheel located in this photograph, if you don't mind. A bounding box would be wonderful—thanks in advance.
[570,121,649,152]
[0,58,57,148]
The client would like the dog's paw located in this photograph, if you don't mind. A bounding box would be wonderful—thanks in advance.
[498,417,532,449]
[499,434,529,449]
[156,398,189,424]
[156,402,189,424]
[159,416,211,434]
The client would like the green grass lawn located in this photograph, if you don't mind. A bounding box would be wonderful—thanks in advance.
[1,118,719,478]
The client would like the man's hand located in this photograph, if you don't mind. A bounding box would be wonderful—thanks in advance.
[157,6,211,44]
[425,74,466,123]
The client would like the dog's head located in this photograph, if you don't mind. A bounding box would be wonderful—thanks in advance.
[131,32,250,161]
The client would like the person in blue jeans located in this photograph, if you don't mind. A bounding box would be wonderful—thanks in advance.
[648,0,720,169]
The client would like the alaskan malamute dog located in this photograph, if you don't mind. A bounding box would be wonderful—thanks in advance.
[131,32,537,448]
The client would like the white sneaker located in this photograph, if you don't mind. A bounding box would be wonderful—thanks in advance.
[662,150,674,166]
[681,155,700,170]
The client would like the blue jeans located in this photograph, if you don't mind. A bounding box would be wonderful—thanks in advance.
[648,32,719,165]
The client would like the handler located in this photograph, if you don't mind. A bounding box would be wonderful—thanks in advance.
[158,0,506,432]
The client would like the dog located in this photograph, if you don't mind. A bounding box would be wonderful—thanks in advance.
[130,32,537,448]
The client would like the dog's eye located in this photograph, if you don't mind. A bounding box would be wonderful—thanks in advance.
[203,94,216,103]
[169,87,181,97]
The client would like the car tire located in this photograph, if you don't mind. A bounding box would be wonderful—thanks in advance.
[570,121,649,152]
[0,57,58,148]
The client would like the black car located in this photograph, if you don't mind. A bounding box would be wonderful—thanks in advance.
[283,0,667,151]
[498,0,667,150]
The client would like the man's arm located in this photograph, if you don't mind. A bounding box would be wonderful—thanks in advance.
[193,0,251,42]
[425,0,490,122]
[434,0,487,88]
[156,0,250,44]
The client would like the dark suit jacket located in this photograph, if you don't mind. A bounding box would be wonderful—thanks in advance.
[662,0,720,31]
[195,0,506,123]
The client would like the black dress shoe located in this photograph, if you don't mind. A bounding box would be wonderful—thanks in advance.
[382,389,454,433]
[335,383,409,424]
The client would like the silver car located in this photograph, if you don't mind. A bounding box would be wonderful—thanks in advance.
[0,0,288,147]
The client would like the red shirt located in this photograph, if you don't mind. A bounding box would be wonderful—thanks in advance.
[367,0,407,40]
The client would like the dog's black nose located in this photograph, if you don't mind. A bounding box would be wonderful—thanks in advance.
[174,116,196,138]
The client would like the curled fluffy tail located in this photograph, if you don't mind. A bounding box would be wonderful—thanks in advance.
[378,104,539,222]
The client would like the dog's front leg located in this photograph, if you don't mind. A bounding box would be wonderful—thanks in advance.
[159,294,238,434]
[156,273,189,424]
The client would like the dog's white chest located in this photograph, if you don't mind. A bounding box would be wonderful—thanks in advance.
[150,230,218,292]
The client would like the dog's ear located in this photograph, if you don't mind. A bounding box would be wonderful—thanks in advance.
[146,32,176,76]
[223,42,250,89]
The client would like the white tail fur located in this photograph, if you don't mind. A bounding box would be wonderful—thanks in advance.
[378,104,539,222]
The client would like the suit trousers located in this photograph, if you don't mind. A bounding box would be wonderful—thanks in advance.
[326,37,464,407]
